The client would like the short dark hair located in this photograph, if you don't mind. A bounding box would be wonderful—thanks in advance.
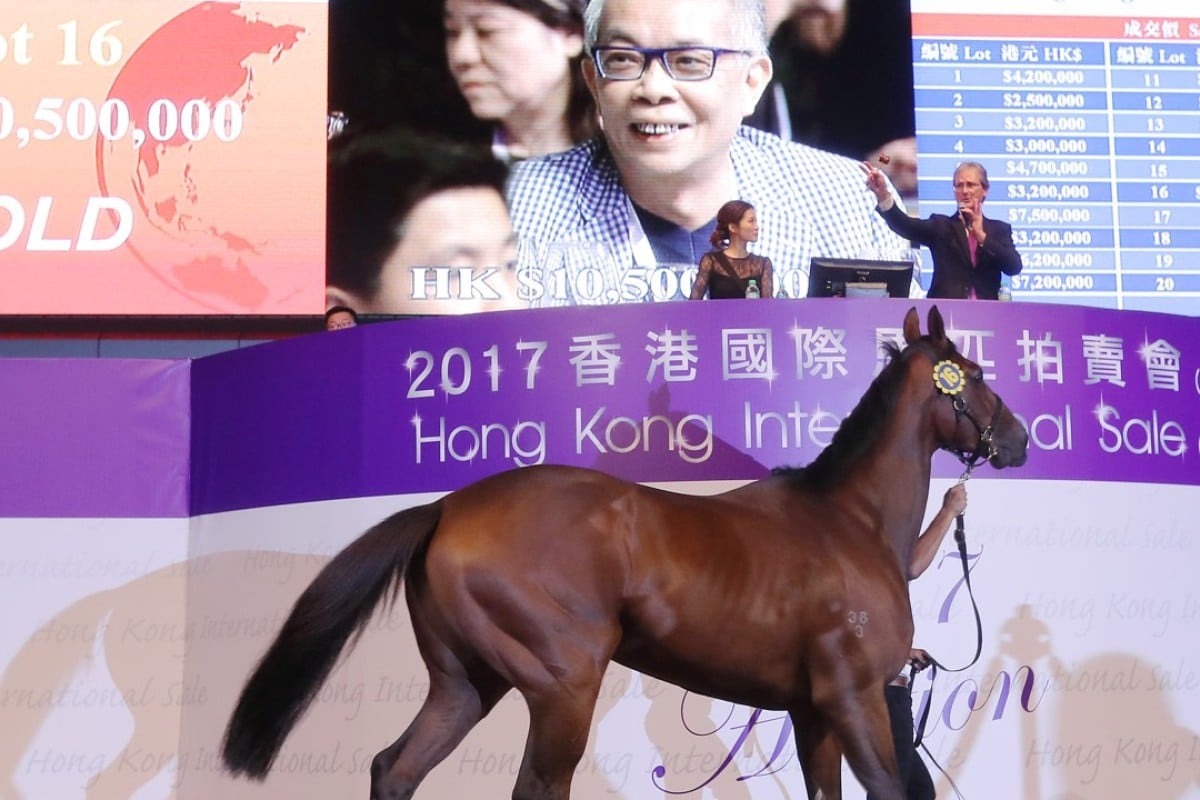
[326,131,509,302]
[324,305,358,324]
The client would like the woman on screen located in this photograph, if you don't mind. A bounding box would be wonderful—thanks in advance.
[444,0,597,163]
[690,201,775,300]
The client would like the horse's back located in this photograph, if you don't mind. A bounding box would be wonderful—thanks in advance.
[437,464,640,547]
[421,465,642,624]
[434,464,771,567]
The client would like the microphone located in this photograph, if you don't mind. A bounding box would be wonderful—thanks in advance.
[958,206,973,226]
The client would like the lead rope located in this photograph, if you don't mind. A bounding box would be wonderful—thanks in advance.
[911,464,985,800]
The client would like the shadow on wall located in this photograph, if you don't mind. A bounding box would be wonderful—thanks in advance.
[0,551,435,798]
[8,561,1197,798]
[0,549,655,798]
[932,604,1200,800]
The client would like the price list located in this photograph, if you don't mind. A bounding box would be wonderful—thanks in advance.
[912,15,1200,313]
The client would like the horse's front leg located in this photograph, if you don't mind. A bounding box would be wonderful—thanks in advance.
[791,707,843,800]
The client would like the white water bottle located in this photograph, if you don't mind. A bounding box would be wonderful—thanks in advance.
[745,279,760,299]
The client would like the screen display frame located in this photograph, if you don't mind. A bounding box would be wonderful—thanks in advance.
[806,257,915,299]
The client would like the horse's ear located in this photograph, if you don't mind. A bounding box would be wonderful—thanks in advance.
[903,306,921,344]
[926,305,947,346]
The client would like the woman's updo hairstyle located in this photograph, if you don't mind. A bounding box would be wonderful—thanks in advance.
[708,199,755,249]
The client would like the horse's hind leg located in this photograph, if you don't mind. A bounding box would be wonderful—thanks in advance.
[370,664,509,800]
[510,655,609,800]
[370,639,510,800]
[493,612,620,800]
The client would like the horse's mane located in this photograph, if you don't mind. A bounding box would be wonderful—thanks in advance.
[771,336,948,489]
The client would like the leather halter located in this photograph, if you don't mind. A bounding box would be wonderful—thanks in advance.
[931,359,1005,472]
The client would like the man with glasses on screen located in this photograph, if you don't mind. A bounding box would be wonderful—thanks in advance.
[507,0,908,305]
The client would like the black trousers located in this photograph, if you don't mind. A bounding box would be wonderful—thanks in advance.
[866,683,935,800]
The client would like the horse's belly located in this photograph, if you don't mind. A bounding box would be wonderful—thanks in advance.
[611,584,913,711]
[612,639,798,710]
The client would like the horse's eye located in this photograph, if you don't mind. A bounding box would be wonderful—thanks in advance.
[972,372,985,384]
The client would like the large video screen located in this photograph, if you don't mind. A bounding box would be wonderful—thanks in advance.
[911,0,1200,313]
[4,0,1199,318]
[330,0,1199,317]
[0,1,327,316]
[325,0,921,316]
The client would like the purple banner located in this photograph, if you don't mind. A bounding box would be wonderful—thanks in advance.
[190,299,1200,515]
[0,359,190,517]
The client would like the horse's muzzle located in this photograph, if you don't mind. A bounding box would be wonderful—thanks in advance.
[989,420,1029,468]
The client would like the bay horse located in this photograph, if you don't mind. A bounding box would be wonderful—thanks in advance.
[221,305,1028,799]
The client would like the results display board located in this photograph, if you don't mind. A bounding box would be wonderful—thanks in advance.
[911,0,1200,314]
[0,1,327,315]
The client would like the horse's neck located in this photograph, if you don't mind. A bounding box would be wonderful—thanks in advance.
[833,424,935,569]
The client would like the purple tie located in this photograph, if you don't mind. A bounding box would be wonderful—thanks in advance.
[967,234,978,299]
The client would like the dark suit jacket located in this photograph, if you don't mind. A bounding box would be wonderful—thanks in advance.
[878,204,1023,300]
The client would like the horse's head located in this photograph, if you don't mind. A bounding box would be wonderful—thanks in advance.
[903,306,1029,470]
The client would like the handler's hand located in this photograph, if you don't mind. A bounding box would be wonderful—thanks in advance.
[943,483,968,516]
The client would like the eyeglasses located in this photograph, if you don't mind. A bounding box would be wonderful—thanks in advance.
[591,46,751,82]
[953,181,983,190]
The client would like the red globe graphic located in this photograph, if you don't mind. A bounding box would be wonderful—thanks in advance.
[96,3,322,313]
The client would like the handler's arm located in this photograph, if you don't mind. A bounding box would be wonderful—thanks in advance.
[909,484,968,580]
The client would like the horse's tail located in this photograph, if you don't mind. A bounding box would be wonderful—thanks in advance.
[221,500,443,779]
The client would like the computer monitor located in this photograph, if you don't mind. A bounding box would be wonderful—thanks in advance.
[806,257,913,299]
